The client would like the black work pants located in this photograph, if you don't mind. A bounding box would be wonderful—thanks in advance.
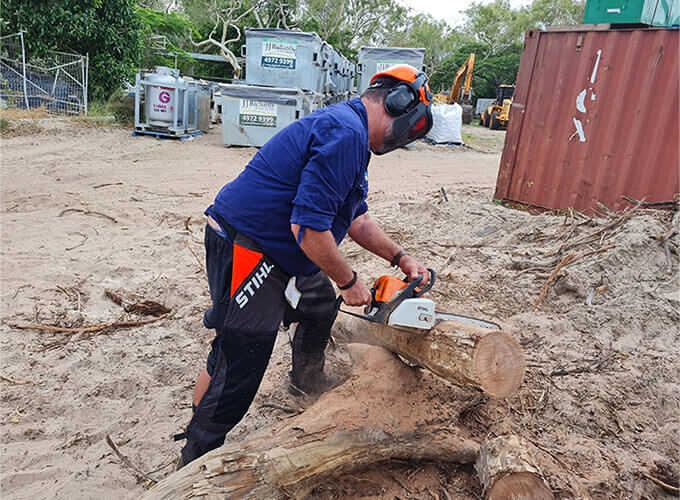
[180,224,336,464]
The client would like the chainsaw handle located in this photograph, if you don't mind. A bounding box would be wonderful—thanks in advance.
[413,268,436,297]
[334,295,372,311]
[334,295,344,311]
[400,273,423,298]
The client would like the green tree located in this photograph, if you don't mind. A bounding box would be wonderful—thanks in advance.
[434,42,522,99]
[136,6,195,70]
[2,0,146,101]
[386,14,469,80]
[524,0,586,28]
[451,0,585,100]
[298,0,407,55]
[178,0,295,79]
[462,0,529,54]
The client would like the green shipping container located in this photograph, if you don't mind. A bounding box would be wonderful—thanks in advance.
[583,0,680,26]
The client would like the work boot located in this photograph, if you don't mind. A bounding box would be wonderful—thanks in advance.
[289,350,341,396]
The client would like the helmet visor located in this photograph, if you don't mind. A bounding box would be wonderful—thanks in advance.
[372,102,432,155]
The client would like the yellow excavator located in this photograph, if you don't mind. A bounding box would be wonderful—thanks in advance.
[480,84,515,130]
[435,53,475,124]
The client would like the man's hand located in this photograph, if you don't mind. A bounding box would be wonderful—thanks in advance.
[399,255,430,283]
[292,224,372,306]
[340,277,372,306]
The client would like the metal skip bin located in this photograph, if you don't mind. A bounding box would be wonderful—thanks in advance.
[243,29,326,92]
[494,28,679,213]
[220,84,306,147]
[356,47,426,94]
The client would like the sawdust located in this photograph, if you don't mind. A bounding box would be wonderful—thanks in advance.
[344,191,679,498]
[1,120,677,498]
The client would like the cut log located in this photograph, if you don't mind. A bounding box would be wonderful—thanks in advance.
[475,435,554,499]
[142,344,480,499]
[333,313,525,398]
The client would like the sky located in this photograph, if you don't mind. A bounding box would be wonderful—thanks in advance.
[398,0,532,27]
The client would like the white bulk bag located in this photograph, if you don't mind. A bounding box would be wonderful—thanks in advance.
[426,102,462,144]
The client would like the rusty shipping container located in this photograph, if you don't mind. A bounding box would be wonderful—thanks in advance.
[495,27,679,213]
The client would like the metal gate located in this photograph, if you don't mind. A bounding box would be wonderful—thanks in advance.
[0,30,88,115]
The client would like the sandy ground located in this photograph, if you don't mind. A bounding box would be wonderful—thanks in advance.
[1,118,678,499]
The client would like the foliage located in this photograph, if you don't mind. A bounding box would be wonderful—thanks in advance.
[525,0,586,28]
[2,0,146,101]
[462,0,585,55]
[136,6,195,70]
[297,0,407,56]
[433,41,522,98]
[435,0,584,100]
[387,14,468,80]
[462,0,527,55]
[106,93,137,125]
[1,0,586,104]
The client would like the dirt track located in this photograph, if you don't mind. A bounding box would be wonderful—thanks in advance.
[1,119,678,498]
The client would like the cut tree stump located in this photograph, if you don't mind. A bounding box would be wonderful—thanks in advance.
[475,435,554,499]
[142,344,480,499]
[333,313,525,398]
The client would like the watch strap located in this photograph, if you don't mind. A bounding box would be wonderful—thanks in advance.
[390,250,406,268]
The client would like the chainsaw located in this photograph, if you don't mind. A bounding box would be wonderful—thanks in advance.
[335,268,500,331]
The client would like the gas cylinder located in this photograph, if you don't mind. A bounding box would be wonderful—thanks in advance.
[145,66,182,126]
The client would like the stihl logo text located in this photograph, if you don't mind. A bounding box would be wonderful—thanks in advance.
[236,261,275,308]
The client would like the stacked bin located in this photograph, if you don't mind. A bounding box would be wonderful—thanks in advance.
[220,83,307,147]
[222,29,329,146]
[356,47,426,94]
[329,48,343,95]
[325,47,351,103]
[224,30,432,147]
[347,61,356,94]
[242,28,327,93]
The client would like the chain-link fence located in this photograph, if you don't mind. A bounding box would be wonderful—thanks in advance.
[0,31,88,115]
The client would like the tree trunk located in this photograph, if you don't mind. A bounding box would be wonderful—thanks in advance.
[333,314,525,398]
[142,344,480,499]
[475,435,554,500]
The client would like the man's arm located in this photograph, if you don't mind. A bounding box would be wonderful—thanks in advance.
[291,224,372,306]
[348,213,429,282]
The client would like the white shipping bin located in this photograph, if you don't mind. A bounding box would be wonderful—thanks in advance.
[220,84,307,147]
[243,29,327,93]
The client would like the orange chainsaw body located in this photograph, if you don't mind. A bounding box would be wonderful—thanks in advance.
[372,276,409,304]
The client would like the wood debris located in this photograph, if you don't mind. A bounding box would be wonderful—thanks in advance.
[104,289,171,317]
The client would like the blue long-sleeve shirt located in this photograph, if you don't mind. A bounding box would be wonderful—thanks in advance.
[207,97,370,277]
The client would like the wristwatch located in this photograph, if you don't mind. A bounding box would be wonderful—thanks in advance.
[390,250,406,269]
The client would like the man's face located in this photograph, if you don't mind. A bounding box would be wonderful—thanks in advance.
[371,113,423,156]
[371,120,396,156]
[368,98,432,156]
[366,100,395,155]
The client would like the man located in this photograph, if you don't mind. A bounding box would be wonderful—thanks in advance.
[177,64,434,466]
